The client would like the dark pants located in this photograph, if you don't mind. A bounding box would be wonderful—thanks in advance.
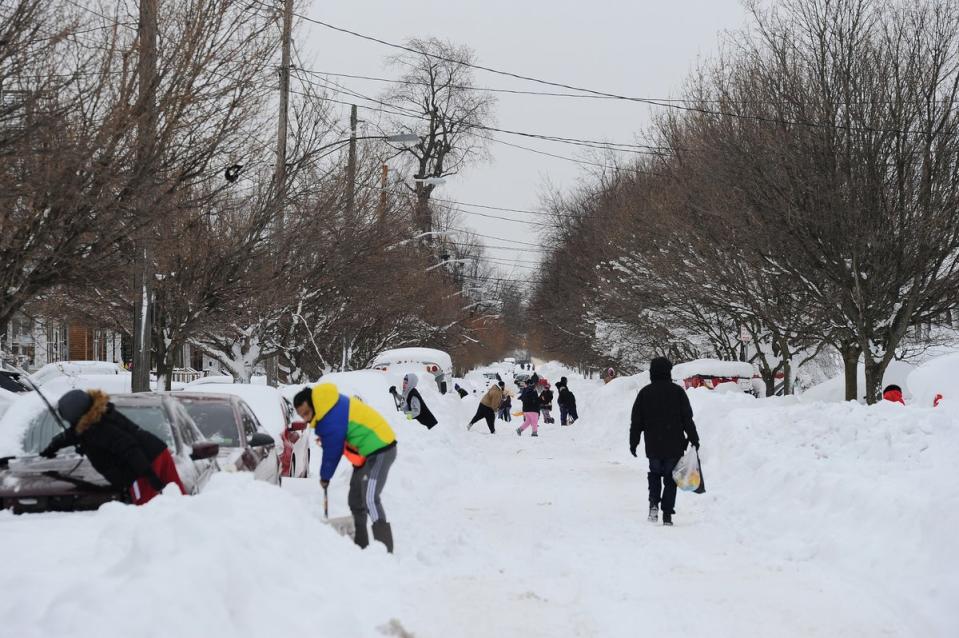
[559,405,578,425]
[648,457,680,515]
[470,404,496,433]
[499,407,512,422]
[349,445,397,548]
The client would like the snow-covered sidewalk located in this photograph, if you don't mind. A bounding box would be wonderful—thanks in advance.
[1,369,956,637]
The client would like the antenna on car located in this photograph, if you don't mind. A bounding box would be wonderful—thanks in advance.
[19,375,69,432]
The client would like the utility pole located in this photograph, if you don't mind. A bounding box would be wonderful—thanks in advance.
[274,0,293,203]
[378,164,389,222]
[266,0,293,387]
[345,104,357,220]
[132,0,157,393]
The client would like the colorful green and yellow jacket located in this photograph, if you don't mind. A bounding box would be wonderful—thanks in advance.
[309,383,397,481]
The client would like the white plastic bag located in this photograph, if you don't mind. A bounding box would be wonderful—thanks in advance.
[672,447,702,492]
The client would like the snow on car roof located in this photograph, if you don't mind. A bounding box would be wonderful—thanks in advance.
[183,384,288,437]
[370,347,452,370]
[672,359,755,379]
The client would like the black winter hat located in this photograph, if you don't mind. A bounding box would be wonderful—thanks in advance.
[58,389,93,427]
[649,357,673,381]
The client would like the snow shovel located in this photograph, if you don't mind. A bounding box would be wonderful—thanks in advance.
[322,485,356,538]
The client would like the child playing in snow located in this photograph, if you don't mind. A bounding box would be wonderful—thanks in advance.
[556,377,578,425]
[499,392,513,422]
[516,376,541,437]
[539,382,555,424]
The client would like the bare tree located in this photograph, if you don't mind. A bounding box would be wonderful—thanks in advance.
[382,38,496,234]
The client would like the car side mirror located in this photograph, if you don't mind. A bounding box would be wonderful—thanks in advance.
[190,441,219,460]
[290,421,307,432]
[248,432,275,448]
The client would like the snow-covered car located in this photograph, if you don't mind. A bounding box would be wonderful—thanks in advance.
[0,393,219,514]
[370,347,454,393]
[183,384,309,479]
[172,393,281,484]
[672,359,756,393]
[29,361,127,388]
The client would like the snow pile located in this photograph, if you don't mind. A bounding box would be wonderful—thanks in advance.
[0,475,409,638]
[0,361,956,637]
[908,351,959,409]
[800,359,915,403]
[684,393,958,633]
[672,359,755,379]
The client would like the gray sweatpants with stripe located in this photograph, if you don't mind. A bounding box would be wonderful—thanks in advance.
[348,444,397,526]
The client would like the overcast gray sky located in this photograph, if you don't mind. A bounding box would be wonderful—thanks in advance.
[298,0,750,278]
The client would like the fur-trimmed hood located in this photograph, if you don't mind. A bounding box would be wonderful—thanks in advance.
[75,390,110,434]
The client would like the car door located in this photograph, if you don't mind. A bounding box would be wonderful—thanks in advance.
[239,404,278,484]
[171,402,218,492]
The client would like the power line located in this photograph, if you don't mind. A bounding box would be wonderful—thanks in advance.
[275,2,931,137]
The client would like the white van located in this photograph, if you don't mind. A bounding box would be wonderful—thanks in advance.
[370,348,454,392]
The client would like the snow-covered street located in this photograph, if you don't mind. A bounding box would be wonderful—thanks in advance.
[1,365,955,637]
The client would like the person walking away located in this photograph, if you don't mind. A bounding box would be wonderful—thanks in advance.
[516,378,542,437]
[556,377,578,426]
[401,373,438,429]
[40,389,186,505]
[882,384,905,404]
[454,384,469,399]
[499,391,513,422]
[629,357,700,526]
[468,381,503,433]
[539,382,555,424]
[294,384,397,552]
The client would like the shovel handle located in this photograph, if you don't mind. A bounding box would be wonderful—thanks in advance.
[323,485,329,519]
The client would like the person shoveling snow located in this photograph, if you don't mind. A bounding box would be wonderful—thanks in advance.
[294,384,398,553]
[629,357,700,526]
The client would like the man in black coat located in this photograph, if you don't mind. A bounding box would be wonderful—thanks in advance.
[40,389,186,504]
[556,377,578,425]
[630,357,700,526]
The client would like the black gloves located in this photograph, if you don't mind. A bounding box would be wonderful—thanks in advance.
[388,386,397,394]
[689,439,700,450]
[39,445,58,459]
[39,432,67,458]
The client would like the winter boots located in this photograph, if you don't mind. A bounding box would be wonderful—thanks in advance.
[648,504,659,523]
[663,513,673,527]
[516,427,522,436]
[531,431,538,437]
[354,516,370,549]
[372,520,394,553]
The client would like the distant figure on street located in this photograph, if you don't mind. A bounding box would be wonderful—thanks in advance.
[469,381,504,434]
[556,377,578,426]
[498,391,513,422]
[602,367,617,384]
[401,373,438,429]
[516,374,541,437]
[538,380,555,424]
[629,358,700,526]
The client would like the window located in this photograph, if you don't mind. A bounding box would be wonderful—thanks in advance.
[21,411,69,454]
[240,406,260,440]
[179,400,240,447]
[114,404,175,448]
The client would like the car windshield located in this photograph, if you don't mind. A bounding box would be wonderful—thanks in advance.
[20,402,174,454]
[112,405,175,447]
[179,401,239,446]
